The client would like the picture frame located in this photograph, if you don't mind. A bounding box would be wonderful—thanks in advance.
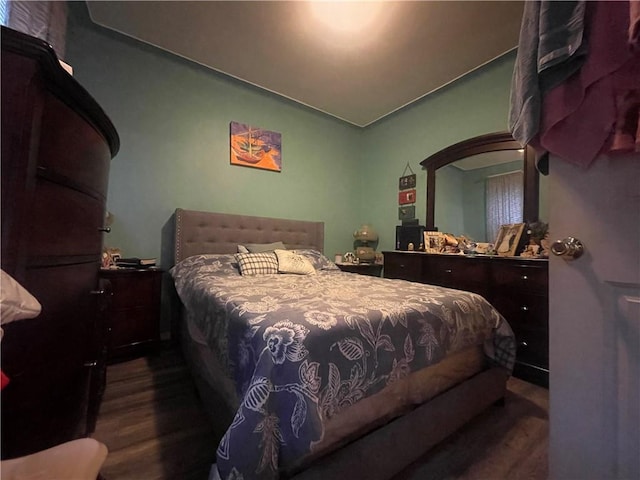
[398,189,416,205]
[398,205,415,221]
[230,121,282,172]
[423,231,444,253]
[398,173,416,190]
[494,223,525,257]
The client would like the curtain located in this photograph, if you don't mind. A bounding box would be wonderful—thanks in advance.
[485,171,523,243]
[1,1,67,59]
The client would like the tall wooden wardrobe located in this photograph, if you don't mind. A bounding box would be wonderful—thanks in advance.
[1,26,120,458]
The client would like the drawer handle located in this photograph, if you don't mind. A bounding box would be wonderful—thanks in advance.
[519,341,528,348]
[521,305,529,311]
[84,361,98,367]
[444,269,452,273]
[99,226,111,233]
[521,275,528,280]
[90,289,105,295]
[399,264,406,268]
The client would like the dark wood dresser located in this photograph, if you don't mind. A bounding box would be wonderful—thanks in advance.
[383,251,549,387]
[1,27,119,458]
[100,268,163,362]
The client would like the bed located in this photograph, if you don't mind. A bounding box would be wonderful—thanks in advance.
[169,208,516,480]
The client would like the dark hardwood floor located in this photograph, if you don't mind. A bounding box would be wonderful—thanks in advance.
[92,345,548,480]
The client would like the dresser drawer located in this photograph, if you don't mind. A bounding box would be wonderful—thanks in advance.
[491,293,548,327]
[491,261,548,296]
[424,255,489,296]
[38,94,111,199]
[512,322,549,369]
[383,253,422,282]
[491,294,548,368]
[1,262,98,377]
[29,180,104,260]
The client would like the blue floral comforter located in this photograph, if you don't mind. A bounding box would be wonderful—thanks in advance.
[170,253,515,480]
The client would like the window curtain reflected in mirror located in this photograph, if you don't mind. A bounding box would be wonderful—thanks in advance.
[486,171,523,243]
[0,1,67,59]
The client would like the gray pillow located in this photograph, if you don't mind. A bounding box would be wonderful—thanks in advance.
[238,241,286,253]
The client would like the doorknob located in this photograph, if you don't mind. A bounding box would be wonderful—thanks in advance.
[551,237,584,260]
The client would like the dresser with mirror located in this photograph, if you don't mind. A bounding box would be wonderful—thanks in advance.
[384,132,549,387]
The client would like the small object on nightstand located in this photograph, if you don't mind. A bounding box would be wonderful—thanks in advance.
[353,224,379,263]
[115,257,157,268]
[343,252,356,263]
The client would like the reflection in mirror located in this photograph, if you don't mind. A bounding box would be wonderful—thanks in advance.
[421,132,541,246]
[435,149,524,243]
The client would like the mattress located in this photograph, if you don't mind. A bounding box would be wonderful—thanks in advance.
[171,251,516,479]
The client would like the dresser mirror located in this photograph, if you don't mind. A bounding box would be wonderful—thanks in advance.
[420,132,543,244]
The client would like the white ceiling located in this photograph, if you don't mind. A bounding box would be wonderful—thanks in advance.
[86,1,524,127]
[451,149,524,171]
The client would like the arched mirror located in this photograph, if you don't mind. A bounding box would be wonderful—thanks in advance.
[420,132,543,243]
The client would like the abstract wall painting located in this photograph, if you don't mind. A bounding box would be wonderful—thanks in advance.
[230,121,282,172]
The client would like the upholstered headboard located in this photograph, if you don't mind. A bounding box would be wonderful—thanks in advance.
[174,208,325,263]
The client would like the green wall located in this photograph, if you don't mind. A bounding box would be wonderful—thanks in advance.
[358,52,517,251]
[66,5,363,264]
[66,5,516,261]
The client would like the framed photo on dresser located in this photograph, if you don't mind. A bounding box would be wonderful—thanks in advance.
[494,223,525,257]
[424,231,444,253]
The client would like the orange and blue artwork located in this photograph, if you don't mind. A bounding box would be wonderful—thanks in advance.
[230,121,282,172]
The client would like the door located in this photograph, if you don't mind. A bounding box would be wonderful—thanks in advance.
[548,153,639,479]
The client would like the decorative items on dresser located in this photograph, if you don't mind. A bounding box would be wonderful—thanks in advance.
[1,27,119,458]
[99,268,163,362]
[383,251,549,387]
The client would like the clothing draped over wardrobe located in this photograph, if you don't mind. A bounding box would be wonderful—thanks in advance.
[509,0,640,169]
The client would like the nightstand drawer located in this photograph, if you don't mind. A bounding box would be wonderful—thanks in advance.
[109,308,157,351]
[109,274,159,309]
[100,268,163,361]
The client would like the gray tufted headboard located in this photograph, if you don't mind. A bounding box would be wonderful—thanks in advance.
[173,208,325,263]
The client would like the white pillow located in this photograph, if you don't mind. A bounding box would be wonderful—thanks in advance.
[1,269,41,325]
[275,249,316,275]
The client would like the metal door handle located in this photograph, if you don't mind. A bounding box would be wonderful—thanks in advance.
[551,237,584,260]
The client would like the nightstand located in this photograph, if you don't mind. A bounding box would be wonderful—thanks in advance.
[336,262,383,277]
[100,268,163,362]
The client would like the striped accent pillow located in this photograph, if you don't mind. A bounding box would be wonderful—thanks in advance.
[235,252,279,276]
